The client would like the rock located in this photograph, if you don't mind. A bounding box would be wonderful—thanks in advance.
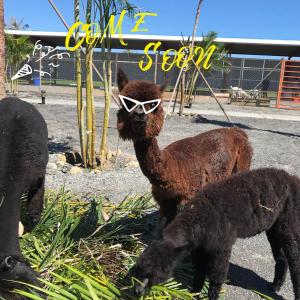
[61,165,71,173]
[56,160,65,167]
[47,162,58,170]
[127,160,139,168]
[106,150,113,160]
[70,166,83,175]
[56,153,67,164]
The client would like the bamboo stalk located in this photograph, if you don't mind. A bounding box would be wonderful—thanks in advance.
[100,60,111,162]
[179,73,185,115]
[99,4,112,164]
[85,0,96,168]
[74,0,86,167]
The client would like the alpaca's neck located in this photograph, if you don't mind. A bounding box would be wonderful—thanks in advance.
[133,137,168,185]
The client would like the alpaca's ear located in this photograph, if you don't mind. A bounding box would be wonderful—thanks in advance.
[159,80,168,93]
[118,68,129,91]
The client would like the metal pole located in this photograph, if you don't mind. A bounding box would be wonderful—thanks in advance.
[252,61,281,91]
[39,49,42,92]
[114,53,118,87]
[154,51,158,84]
[47,0,120,107]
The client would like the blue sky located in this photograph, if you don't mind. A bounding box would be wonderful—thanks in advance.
[4,0,300,40]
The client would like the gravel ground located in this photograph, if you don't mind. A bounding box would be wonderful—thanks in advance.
[33,100,300,300]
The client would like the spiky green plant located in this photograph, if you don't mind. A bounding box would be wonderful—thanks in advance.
[12,189,274,300]
[11,190,210,300]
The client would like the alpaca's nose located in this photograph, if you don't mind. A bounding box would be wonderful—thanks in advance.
[133,112,147,122]
[133,105,144,115]
[132,106,147,122]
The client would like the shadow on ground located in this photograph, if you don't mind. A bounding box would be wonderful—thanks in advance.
[228,263,286,300]
[48,138,72,154]
[192,115,300,139]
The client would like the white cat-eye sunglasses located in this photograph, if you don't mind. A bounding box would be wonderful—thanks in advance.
[118,95,161,115]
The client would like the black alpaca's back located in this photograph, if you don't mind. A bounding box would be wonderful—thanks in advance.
[165,168,300,248]
[163,168,300,300]
[0,97,48,232]
[132,168,300,300]
[0,97,48,298]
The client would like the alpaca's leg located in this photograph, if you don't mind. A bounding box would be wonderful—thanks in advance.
[160,201,177,227]
[191,249,208,293]
[21,177,45,232]
[231,139,252,174]
[207,250,231,300]
[266,229,288,291]
[282,235,300,300]
[154,200,178,238]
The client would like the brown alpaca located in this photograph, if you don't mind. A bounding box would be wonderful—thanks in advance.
[117,69,253,228]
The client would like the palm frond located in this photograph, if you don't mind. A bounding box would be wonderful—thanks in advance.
[13,190,208,300]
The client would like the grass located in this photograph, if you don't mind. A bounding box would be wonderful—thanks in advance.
[13,189,207,300]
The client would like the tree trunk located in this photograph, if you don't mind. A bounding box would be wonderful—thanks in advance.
[179,0,203,114]
[100,60,111,162]
[85,0,96,168]
[179,73,185,116]
[74,0,86,167]
[99,8,112,164]
[0,0,5,98]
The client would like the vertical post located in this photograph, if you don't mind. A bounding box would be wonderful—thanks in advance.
[154,51,158,84]
[262,59,266,81]
[238,58,245,88]
[53,49,58,85]
[39,48,42,92]
[115,53,118,87]
[276,59,285,109]
[179,75,185,116]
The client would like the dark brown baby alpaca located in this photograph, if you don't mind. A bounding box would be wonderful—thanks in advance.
[117,69,253,227]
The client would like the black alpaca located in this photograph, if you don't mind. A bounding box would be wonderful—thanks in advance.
[131,168,300,300]
[0,97,48,299]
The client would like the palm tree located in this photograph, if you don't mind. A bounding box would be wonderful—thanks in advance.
[5,18,34,93]
[0,0,6,98]
[71,0,136,168]
[95,0,137,164]
[178,0,203,115]
[6,17,29,30]
[184,31,230,106]
[5,34,34,93]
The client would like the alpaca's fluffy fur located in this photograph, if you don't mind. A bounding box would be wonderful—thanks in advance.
[117,69,253,227]
[0,97,48,298]
[131,168,300,300]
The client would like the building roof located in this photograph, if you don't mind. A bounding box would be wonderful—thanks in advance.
[5,29,300,57]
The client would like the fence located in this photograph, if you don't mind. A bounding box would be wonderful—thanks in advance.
[9,50,281,93]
